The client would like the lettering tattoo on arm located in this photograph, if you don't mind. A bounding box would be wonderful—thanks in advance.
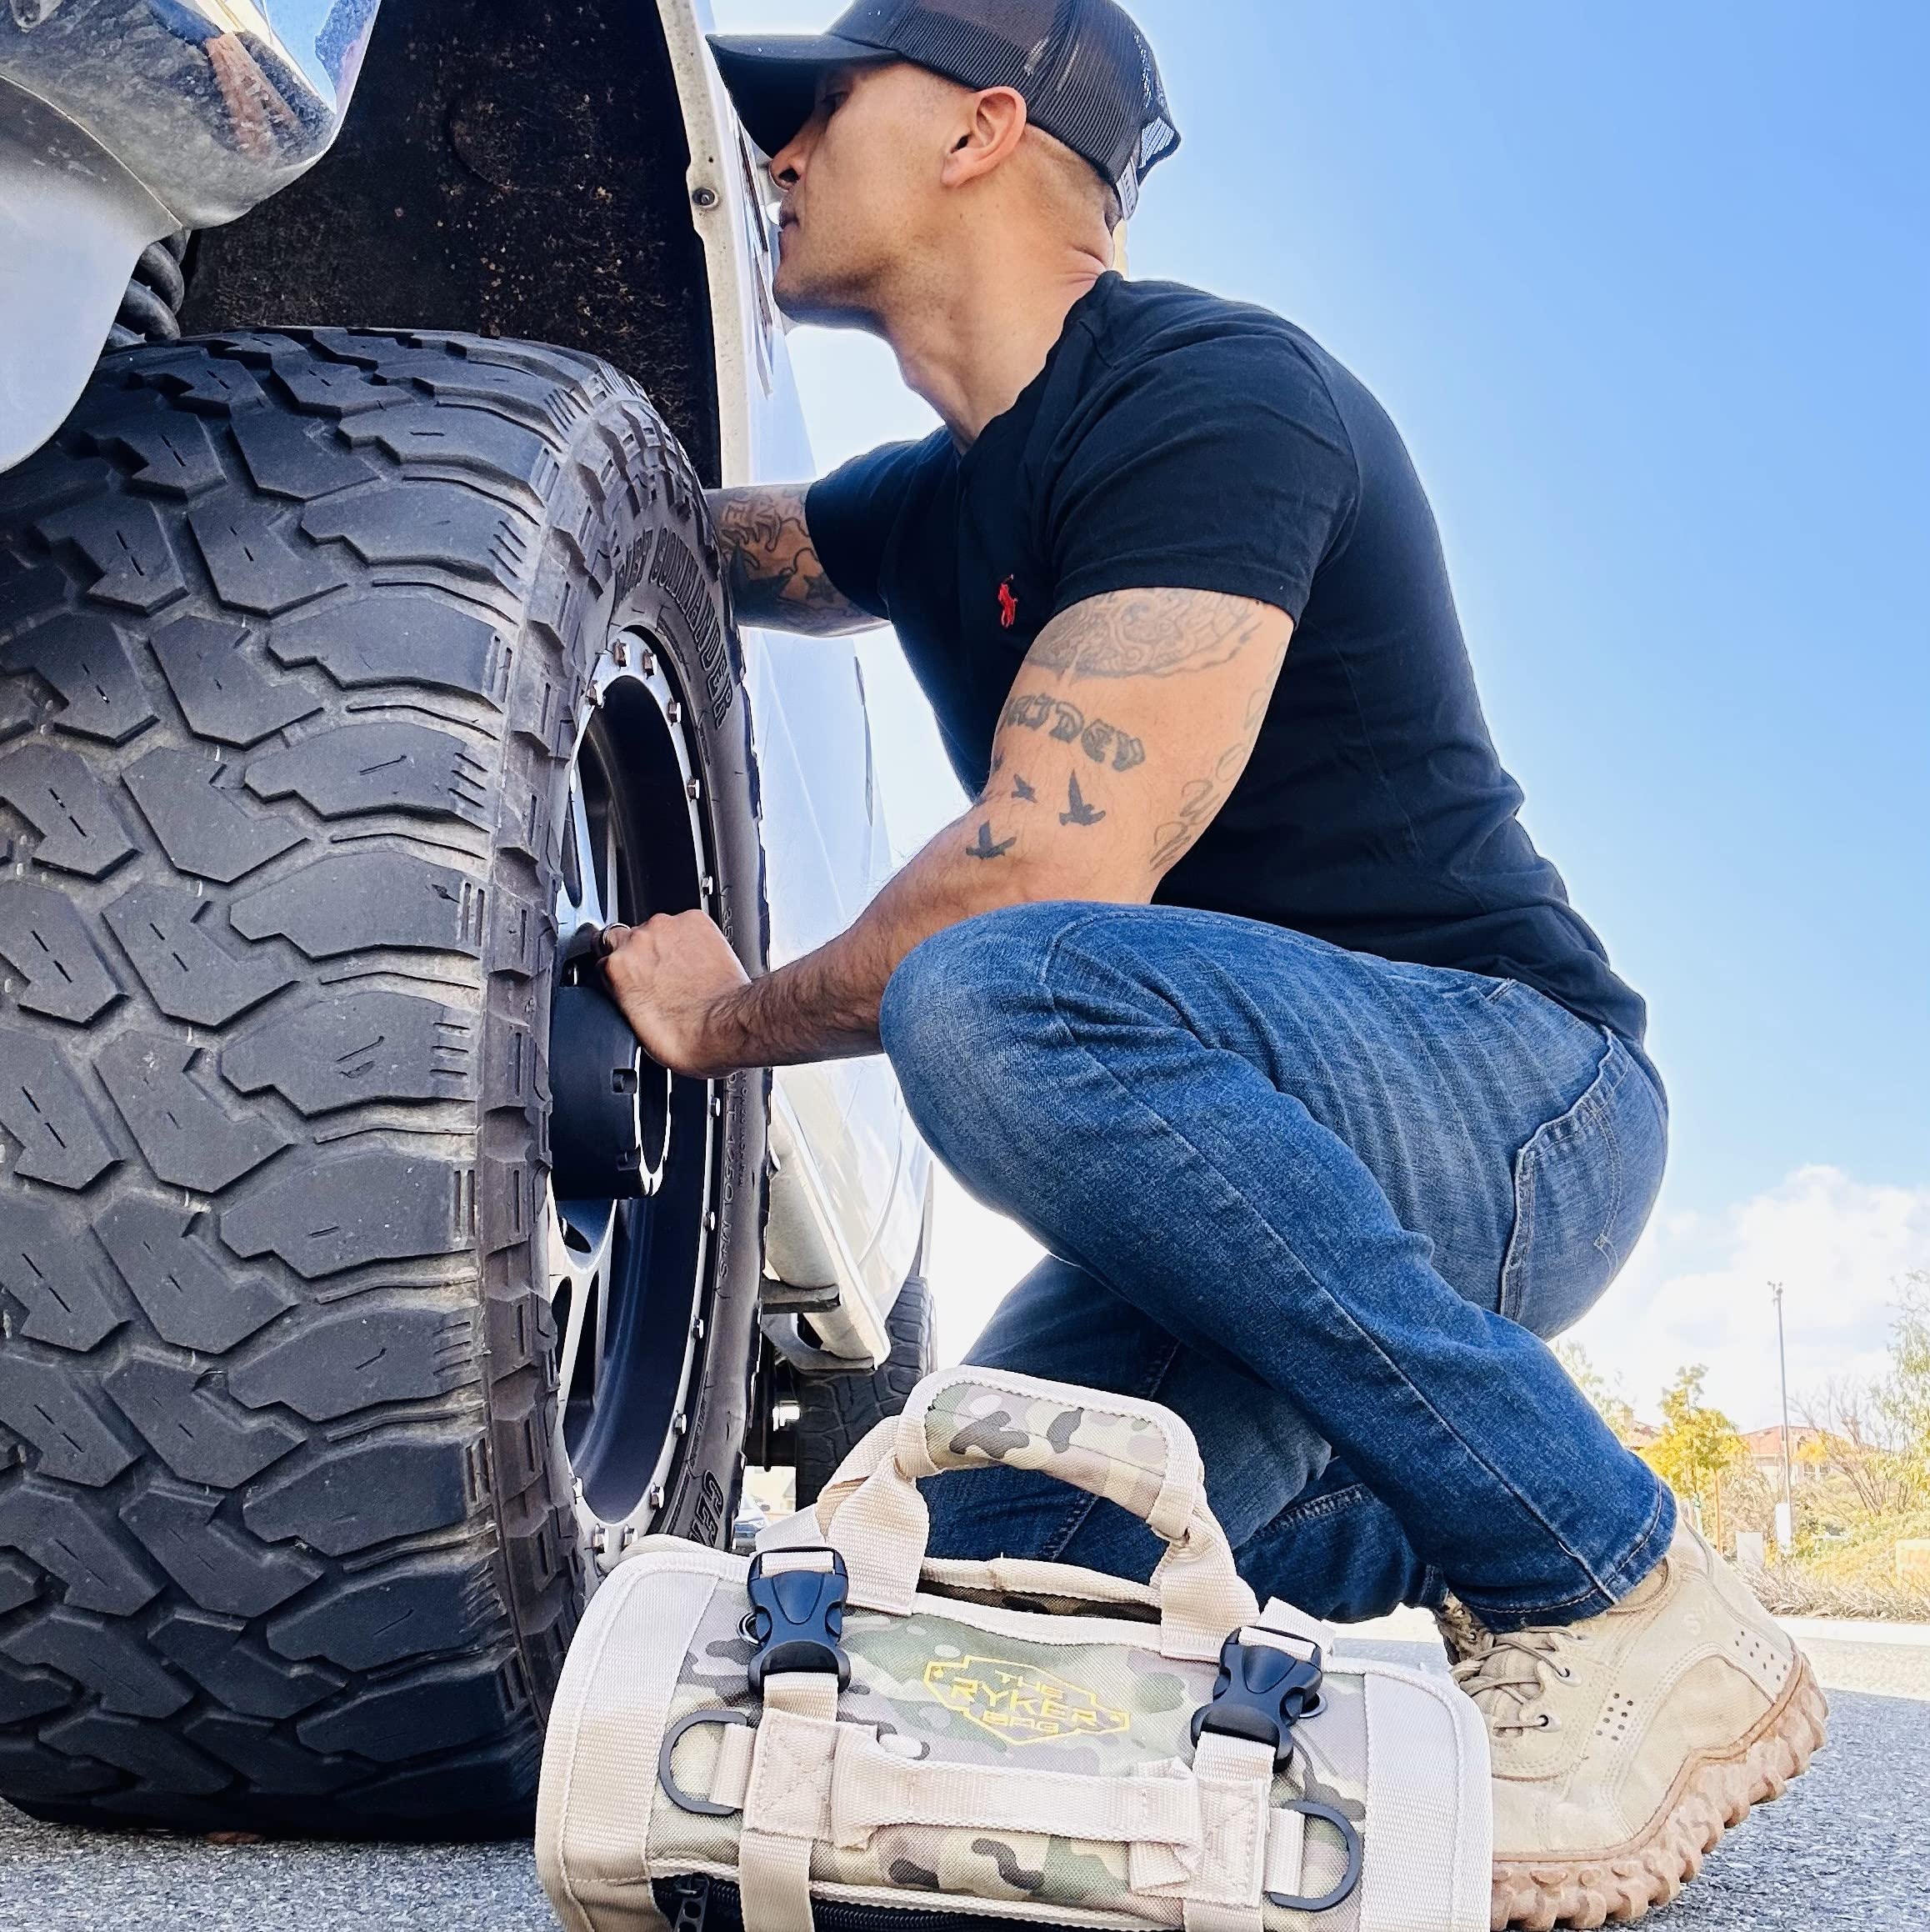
[707,485,879,636]
[982,590,1292,881]
[998,692,1148,771]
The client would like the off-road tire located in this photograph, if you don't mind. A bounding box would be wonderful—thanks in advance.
[793,1277,935,1505]
[0,333,767,1835]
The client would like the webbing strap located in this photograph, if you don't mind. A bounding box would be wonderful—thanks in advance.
[738,1674,838,1932]
[828,1724,1204,1850]
[721,1714,1208,1855]
[1254,1597,1340,1654]
[1160,1732,1272,1932]
[1264,1806,1308,1899]
[708,1721,756,1812]
[722,1701,1312,1929]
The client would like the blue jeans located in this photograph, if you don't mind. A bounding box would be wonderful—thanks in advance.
[877,901,1673,1632]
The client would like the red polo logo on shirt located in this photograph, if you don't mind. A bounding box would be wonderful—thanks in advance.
[998,578,1019,629]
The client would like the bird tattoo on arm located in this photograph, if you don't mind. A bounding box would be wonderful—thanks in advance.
[1058,773,1106,827]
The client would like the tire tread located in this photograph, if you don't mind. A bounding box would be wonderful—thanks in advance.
[794,1279,936,1506]
[0,332,753,1834]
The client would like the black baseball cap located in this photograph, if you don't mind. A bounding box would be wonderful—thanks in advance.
[707,0,1179,216]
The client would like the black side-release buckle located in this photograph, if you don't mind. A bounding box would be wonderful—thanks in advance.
[1189,1631,1327,1768]
[1190,1634,1362,1915]
[745,1549,851,1693]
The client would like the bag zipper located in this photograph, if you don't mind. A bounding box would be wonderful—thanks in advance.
[657,1874,1126,1932]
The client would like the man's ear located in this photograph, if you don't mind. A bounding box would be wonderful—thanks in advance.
[939,86,1031,190]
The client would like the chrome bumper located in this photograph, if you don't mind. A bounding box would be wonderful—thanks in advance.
[1,0,379,228]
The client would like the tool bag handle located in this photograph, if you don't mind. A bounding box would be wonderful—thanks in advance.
[770,1366,1258,1662]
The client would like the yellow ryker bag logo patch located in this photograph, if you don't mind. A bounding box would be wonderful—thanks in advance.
[923,1657,1131,1745]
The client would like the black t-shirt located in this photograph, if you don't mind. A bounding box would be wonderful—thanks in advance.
[806,273,1648,1049]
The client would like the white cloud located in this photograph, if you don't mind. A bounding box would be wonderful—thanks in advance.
[1566,1166,1930,1430]
[922,1164,1930,1436]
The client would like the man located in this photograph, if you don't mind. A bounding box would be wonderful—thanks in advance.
[598,3,1825,1922]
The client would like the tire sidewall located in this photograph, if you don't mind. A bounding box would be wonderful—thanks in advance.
[597,453,768,1554]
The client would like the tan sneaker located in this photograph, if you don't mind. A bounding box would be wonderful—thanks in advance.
[1452,1524,1828,1929]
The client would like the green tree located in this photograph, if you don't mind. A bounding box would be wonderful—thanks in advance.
[1552,1339,1639,1444]
[1643,1364,1748,1540]
[1876,1273,1930,1502]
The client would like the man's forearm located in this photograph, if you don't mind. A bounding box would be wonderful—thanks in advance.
[705,807,1101,1069]
[708,485,879,636]
[605,587,1290,1079]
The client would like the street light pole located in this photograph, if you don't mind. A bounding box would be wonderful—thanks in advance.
[1772,1281,1794,1554]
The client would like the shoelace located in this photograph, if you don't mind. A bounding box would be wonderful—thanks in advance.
[1448,1627,1589,1734]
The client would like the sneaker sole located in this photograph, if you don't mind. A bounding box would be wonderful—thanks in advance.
[1489,1648,1831,1930]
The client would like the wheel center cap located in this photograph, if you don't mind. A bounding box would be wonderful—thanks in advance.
[549,983,672,1198]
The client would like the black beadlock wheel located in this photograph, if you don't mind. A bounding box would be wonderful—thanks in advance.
[0,331,768,1836]
[792,1277,936,1507]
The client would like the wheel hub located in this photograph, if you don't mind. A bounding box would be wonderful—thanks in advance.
[540,633,720,1557]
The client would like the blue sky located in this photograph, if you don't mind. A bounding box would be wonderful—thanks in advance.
[711,2,1930,1424]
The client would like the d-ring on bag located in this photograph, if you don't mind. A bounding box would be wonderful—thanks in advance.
[537,1367,1490,1932]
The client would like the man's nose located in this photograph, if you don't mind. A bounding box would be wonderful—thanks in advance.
[767,120,812,190]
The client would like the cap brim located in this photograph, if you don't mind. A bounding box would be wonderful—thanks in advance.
[705,33,896,159]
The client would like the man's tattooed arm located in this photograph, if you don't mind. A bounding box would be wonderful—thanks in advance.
[707,485,881,636]
[1025,586,1280,680]
[998,692,1148,770]
[1150,680,1274,872]
[682,588,1292,1071]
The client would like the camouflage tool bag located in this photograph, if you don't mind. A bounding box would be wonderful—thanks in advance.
[536,1367,1491,1932]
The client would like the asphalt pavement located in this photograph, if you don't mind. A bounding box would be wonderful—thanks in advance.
[2,1620,1922,1932]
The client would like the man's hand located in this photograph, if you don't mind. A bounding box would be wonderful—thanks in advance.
[598,913,752,1079]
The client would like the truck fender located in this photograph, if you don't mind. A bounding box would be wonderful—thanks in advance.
[0,88,173,469]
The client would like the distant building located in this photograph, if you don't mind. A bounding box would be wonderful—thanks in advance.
[1741,1425,1832,1484]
